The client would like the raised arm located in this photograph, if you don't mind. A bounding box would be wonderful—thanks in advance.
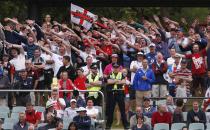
[6,41,24,54]
[35,41,53,56]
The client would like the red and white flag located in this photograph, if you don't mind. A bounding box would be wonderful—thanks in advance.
[70,3,98,30]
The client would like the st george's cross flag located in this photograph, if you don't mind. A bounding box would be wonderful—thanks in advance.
[70,3,98,30]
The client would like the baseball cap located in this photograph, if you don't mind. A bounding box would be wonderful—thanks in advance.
[90,63,98,69]
[76,107,87,112]
[70,99,77,103]
[46,100,54,109]
[112,63,120,68]
[137,52,144,56]
[143,97,150,102]
[111,54,118,58]
[149,43,156,47]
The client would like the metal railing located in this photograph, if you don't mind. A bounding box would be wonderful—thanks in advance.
[0,89,105,129]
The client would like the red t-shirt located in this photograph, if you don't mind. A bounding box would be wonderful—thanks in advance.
[185,49,207,75]
[25,110,41,124]
[101,45,113,56]
[151,111,172,127]
[74,76,87,90]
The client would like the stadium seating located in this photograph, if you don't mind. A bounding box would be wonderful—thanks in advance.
[154,123,169,130]
[189,123,204,130]
[182,112,187,122]
[10,112,19,120]
[2,123,14,130]
[34,106,45,112]
[0,106,10,114]
[171,123,186,130]
[4,118,18,124]
[12,106,26,113]
[0,112,8,119]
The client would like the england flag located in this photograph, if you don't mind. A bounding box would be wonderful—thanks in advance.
[70,3,98,30]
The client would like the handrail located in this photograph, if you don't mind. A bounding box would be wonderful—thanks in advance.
[149,97,210,99]
[0,89,105,129]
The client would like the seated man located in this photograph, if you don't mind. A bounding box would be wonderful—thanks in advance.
[73,107,91,130]
[86,98,99,121]
[130,106,150,129]
[25,102,41,127]
[142,97,156,118]
[187,101,206,126]
[151,104,172,127]
[48,88,66,118]
[64,99,78,121]
[13,112,29,130]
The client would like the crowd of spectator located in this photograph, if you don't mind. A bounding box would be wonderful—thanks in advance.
[0,12,210,130]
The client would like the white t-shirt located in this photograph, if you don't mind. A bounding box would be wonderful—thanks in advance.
[130,60,143,84]
[64,107,78,121]
[52,54,63,76]
[79,50,97,63]
[86,107,99,118]
[167,57,175,67]
[81,65,90,76]
[41,53,54,70]
[9,54,26,71]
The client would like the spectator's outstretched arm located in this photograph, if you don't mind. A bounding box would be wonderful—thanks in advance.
[4,17,19,25]
[153,15,165,31]
[6,42,24,54]
[0,23,5,41]
[206,33,210,51]
[25,25,37,43]
[35,42,53,56]
[69,44,81,54]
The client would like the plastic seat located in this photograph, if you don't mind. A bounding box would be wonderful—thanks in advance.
[34,106,45,112]
[4,118,18,124]
[154,123,169,130]
[2,123,14,130]
[37,123,47,128]
[189,123,204,130]
[171,123,186,130]
[95,106,102,119]
[182,112,187,121]
[0,112,8,119]
[207,123,210,129]
[0,106,10,114]
[11,113,19,119]
[12,106,26,113]
[63,117,73,124]
[63,122,70,130]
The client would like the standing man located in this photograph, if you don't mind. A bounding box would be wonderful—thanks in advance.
[56,55,76,81]
[106,63,129,129]
[133,59,155,107]
[152,52,168,98]
[14,69,33,106]
[180,39,210,96]
[86,63,102,106]
[129,52,144,108]
[146,43,156,68]
[174,59,192,103]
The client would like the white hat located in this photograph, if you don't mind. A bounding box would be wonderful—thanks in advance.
[76,107,87,112]
[46,100,54,108]
[149,43,156,47]
[70,99,77,103]
[137,52,144,55]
